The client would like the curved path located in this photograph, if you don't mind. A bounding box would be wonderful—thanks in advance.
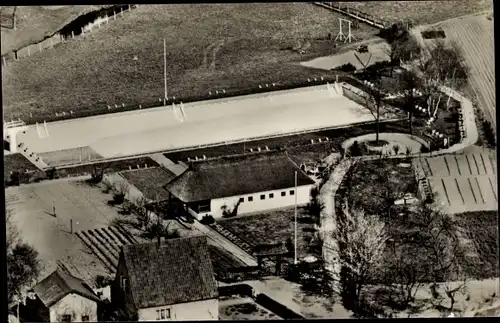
[319,81,479,291]
[341,132,429,156]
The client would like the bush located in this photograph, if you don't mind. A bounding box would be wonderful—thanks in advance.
[200,215,215,225]
[336,62,356,72]
[349,141,364,156]
[420,145,430,153]
[113,193,125,205]
[421,29,446,39]
[482,119,496,148]
[46,167,58,180]
[94,275,113,288]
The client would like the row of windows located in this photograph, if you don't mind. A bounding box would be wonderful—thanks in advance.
[157,308,171,320]
[239,190,295,203]
[61,315,89,322]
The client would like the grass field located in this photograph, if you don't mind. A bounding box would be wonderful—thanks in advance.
[455,211,499,279]
[341,1,492,26]
[0,5,112,55]
[2,3,379,121]
[5,179,121,284]
[218,206,320,263]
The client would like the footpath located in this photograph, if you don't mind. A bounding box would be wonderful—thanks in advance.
[319,77,479,288]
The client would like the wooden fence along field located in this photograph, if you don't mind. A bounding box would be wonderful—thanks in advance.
[1,5,138,66]
[419,152,497,213]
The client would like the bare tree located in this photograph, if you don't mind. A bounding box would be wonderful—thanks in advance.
[399,68,423,134]
[355,52,386,144]
[333,203,389,311]
[7,210,42,305]
[131,196,152,229]
[385,32,421,76]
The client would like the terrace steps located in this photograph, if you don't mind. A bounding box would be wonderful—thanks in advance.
[76,225,137,272]
[209,222,255,255]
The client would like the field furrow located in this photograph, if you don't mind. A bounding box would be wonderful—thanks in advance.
[456,177,476,205]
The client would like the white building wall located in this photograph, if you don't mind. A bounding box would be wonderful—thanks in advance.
[206,184,314,219]
[137,298,218,321]
[49,293,98,322]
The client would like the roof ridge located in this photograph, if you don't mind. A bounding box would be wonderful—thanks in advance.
[54,269,72,294]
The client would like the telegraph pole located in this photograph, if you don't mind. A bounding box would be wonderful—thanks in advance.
[294,171,298,265]
[163,38,168,104]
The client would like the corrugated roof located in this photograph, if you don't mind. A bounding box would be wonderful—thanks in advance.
[121,235,218,309]
[33,270,100,308]
[164,151,315,202]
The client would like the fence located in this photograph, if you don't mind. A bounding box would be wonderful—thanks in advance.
[1,5,138,66]
[314,2,391,29]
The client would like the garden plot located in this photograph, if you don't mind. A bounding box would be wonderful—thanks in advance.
[444,155,460,177]
[218,206,320,263]
[456,177,477,205]
[455,154,473,176]
[5,179,122,284]
[424,153,498,213]
[219,297,281,320]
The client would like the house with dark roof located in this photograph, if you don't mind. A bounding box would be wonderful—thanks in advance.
[29,269,101,322]
[111,235,219,321]
[164,151,316,219]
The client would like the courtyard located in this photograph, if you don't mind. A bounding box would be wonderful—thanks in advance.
[5,178,122,284]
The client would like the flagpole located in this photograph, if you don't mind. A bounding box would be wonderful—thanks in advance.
[294,171,298,265]
[163,38,168,104]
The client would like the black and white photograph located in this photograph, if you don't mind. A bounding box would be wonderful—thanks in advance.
[2,1,498,321]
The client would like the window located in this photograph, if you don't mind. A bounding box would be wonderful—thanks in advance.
[269,193,274,199]
[123,278,128,291]
[81,316,90,322]
[289,190,295,196]
[248,196,253,202]
[61,315,72,322]
[239,197,244,203]
[156,308,171,320]
[260,194,265,200]
[281,191,286,197]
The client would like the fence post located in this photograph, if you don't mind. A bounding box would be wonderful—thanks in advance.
[113,10,116,20]
[2,57,5,66]
[50,37,54,48]
[38,43,42,52]
[27,45,31,57]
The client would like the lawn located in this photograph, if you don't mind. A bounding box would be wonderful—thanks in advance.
[218,206,320,264]
[341,1,492,26]
[2,3,379,122]
[455,211,499,279]
[5,179,121,285]
[0,5,113,55]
